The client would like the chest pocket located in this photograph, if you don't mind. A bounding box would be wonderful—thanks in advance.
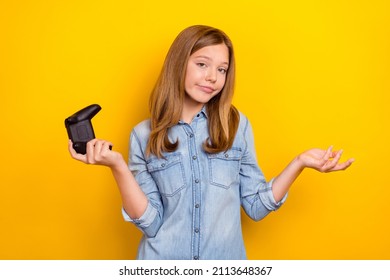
[207,148,242,189]
[146,153,186,197]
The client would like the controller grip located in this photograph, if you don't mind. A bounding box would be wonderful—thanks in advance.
[65,104,102,154]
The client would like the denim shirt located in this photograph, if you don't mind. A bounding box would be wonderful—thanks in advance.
[122,108,287,260]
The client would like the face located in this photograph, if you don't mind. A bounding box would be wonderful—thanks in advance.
[184,43,229,111]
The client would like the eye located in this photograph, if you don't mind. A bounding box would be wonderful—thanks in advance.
[197,62,207,68]
[218,68,227,74]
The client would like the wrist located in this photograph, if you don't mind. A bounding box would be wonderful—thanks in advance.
[294,154,306,172]
[109,155,128,173]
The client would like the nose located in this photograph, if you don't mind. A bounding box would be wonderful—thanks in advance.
[205,69,217,83]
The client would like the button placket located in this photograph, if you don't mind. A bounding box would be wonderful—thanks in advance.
[183,123,202,261]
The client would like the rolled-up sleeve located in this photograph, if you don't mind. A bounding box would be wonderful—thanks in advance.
[122,128,164,238]
[122,202,162,238]
[239,117,288,221]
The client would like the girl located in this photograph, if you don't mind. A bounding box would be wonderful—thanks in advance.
[68,25,354,260]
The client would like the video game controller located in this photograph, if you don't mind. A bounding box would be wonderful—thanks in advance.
[65,104,109,154]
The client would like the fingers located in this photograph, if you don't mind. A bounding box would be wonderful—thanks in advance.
[68,140,87,162]
[319,146,355,172]
[332,158,355,171]
[322,145,333,162]
[322,149,343,172]
[68,139,113,165]
[101,141,113,155]
[316,146,334,170]
[86,139,113,164]
[322,146,355,172]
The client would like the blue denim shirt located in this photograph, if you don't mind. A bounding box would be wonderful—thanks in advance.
[122,107,287,260]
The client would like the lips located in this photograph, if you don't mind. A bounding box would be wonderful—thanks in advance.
[197,85,215,93]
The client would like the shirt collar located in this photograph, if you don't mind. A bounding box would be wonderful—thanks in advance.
[178,106,208,124]
[200,105,208,119]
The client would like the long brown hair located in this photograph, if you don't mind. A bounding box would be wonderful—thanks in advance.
[147,25,239,158]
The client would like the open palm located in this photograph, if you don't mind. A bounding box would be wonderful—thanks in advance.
[298,146,354,173]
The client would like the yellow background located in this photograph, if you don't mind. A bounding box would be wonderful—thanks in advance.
[1,0,389,259]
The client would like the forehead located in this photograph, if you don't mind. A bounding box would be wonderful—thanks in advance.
[190,44,229,65]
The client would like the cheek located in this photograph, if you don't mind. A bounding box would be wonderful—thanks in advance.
[218,75,227,88]
[184,65,195,82]
[184,72,192,92]
[185,66,202,86]
[183,67,191,90]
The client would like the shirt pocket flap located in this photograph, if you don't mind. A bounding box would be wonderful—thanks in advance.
[146,154,182,172]
[208,148,243,161]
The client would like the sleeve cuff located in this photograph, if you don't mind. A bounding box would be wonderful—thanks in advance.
[122,202,157,228]
[259,178,288,211]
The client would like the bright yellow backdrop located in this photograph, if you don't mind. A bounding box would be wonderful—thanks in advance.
[1,0,389,259]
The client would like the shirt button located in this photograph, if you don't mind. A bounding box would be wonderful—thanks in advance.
[189,133,194,138]
[224,153,229,158]
[195,204,200,208]
[194,228,200,233]
[192,155,197,160]
[193,256,199,260]
[195,179,199,183]
[161,163,166,167]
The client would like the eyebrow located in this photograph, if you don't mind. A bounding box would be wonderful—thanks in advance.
[194,55,229,66]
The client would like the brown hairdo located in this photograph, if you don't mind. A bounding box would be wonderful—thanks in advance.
[147,25,239,158]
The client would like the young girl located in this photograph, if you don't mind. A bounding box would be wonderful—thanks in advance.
[68,25,354,260]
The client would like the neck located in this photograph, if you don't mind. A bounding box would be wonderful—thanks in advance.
[181,96,204,123]
[181,107,202,124]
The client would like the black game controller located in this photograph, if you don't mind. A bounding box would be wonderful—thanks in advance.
[65,104,109,154]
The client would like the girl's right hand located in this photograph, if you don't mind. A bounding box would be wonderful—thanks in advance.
[68,139,125,169]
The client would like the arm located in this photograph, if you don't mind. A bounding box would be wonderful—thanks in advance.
[272,146,355,202]
[239,117,287,221]
[239,115,354,220]
[68,139,148,219]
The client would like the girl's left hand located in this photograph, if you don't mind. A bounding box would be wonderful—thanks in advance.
[297,146,355,173]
